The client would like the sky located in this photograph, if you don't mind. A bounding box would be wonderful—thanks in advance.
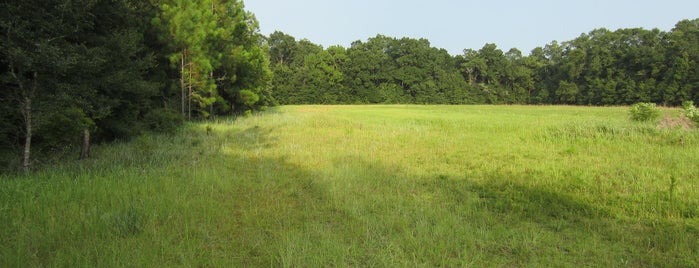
[244,0,699,55]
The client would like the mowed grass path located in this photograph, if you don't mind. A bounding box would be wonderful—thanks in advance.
[2,105,698,267]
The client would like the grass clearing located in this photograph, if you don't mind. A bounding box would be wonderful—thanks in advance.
[2,105,698,266]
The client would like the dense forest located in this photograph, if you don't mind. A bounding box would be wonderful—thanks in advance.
[1,0,698,170]
[1,0,273,170]
[269,20,699,106]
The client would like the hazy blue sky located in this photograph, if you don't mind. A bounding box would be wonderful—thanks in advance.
[244,0,699,55]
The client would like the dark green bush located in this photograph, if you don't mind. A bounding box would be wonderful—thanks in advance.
[143,108,183,133]
[37,107,94,149]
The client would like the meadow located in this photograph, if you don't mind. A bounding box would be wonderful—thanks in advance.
[1,105,698,267]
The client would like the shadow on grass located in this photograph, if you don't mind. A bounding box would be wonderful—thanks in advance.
[421,171,699,267]
[13,123,692,267]
[225,125,276,150]
[212,123,698,266]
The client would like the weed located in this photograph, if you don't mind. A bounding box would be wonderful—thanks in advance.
[681,100,699,125]
[669,176,677,202]
[629,102,661,122]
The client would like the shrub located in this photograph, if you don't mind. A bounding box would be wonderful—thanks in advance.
[37,107,94,149]
[143,108,183,133]
[629,102,661,122]
[682,101,699,125]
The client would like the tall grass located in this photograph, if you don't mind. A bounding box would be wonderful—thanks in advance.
[1,105,698,266]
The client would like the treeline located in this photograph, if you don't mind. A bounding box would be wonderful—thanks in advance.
[267,19,699,106]
[1,0,272,171]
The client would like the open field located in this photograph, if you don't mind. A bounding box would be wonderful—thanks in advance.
[1,105,698,267]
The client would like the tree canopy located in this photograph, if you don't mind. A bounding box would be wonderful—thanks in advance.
[1,0,271,170]
[267,19,699,106]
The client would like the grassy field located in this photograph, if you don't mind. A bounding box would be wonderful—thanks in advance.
[1,105,698,267]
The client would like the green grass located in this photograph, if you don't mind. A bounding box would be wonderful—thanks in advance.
[2,105,698,267]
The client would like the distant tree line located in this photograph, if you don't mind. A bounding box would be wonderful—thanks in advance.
[267,19,699,106]
[1,0,273,171]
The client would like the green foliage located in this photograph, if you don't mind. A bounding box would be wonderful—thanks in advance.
[556,80,580,104]
[268,19,699,107]
[238,89,260,107]
[0,0,173,168]
[629,102,661,122]
[154,0,272,117]
[36,107,94,149]
[682,100,699,125]
[269,34,470,105]
[0,0,276,167]
[143,108,183,133]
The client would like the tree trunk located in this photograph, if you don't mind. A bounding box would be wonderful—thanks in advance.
[181,47,186,117]
[9,66,34,172]
[210,70,214,118]
[188,58,193,120]
[19,71,38,172]
[466,68,474,85]
[80,128,90,160]
[22,95,32,172]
